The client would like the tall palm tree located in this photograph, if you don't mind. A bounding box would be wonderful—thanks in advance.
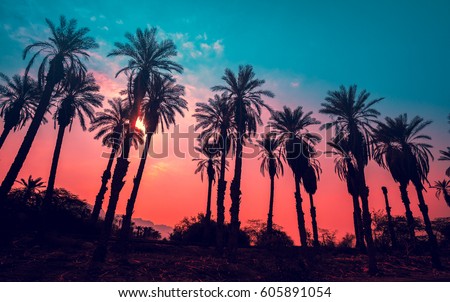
[42,73,103,205]
[381,186,397,249]
[431,180,450,207]
[373,114,441,268]
[269,106,320,247]
[439,147,450,177]
[373,118,419,244]
[327,136,365,251]
[93,29,183,262]
[211,65,274,251]
[320,85,382,274]
[193,93,234,252]
[0,73,40,149]
[88,98,143,223]
[257,133,284,233]
[0,16,98,201]
[193,141,221,222]
[302,159,321,247]
[15,175,45,205]
[119,75,187,247]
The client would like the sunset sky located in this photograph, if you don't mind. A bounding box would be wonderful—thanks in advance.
[0,0,449,244]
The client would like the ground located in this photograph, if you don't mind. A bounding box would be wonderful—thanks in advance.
[0,235,449,281]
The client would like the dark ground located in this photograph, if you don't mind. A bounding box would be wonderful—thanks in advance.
[0,235,449,281]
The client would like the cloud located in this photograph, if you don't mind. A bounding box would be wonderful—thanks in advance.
[90,16,96,21]
[290,81,300,88]
[213,40,224,55]
[195,33,207,40]
[115,19,124,25]
[100,26,109,31]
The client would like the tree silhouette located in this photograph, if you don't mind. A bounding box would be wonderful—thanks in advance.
[119,75,187,249]
[269,106,320,247]
[320,85,382,274]
[256,133,284,234]
[0,73,40,149]
[212,65,273,252]
[302,159,321,247]
[193,93,234,252]
[42,73,103,206]
[15,175,46,205]
[327,135,365,251]
[93,27,182,262]
[374,114,441,268]
[193,140,221,222]
[439,147,450,177]
[89,98,143,223]
[381,186,397,249]
[0,16,98,201]
[431,179,450,207]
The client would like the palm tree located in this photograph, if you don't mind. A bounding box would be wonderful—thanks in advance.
[381,186,397,249]
[439,147,450,177]
[431,180,450,207]
[42,73,103,205]
[211,65,274,251]
[327,136,365,251]
[269,106,320,247]
[257,133,284,233]
[193,93,234,252]
[119,75,187,247]
[15,175,45,205]
[0,16,98,201]
[193,141,221,222]
[320,85,382,274]
[89,98,143,223]
[373,114,441,268]
[302,159,321,247]
[0,73,40,149]
[93,28,182,261]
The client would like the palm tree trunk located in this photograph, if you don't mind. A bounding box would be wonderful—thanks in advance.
[0,58,63,201]
[351,194,366,251]
[382,187,397,249]
[413,184,442,269]
[267,175,275,233]
[294,177,308,247]
[216,130,228,254]
[359,185,378,274]
[444,191,450,207]
[43,125,67,205]
[119,132,153,248]
[91,148,116,223]
[205,176,213,222]
[229,133,243,251]
[309,193,319,247]
[399,183,416,244]
[93,155,130,262]
[0,126,12,150]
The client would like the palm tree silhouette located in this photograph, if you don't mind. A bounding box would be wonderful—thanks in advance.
[320,85,382,274]
[193,93,234,252]
[431,180,450,207]
[193,140,221,222]
[93,28,182,261]
[327,135,365,251]
[381,186,397,249]
[439,147,450,177]
[89,98,143,223]
[119,75,187,248]
[373,114,441,268]
[0,73,40,149]
[15,175,46,205]
[269,106,320,247]
[212,65,274,251]
[256,133,284,234]
[0,16,98,201]
[303,159,321,247]
[42,73,103,206]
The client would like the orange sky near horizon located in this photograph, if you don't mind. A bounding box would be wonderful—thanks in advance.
[0,72,449,245]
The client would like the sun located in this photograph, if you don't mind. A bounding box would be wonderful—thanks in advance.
[135,118,146,132]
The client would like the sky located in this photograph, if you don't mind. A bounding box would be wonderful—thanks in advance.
[0,0,449,244]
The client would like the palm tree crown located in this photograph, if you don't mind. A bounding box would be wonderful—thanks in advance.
[257,133,284,178]
[431,179,450,207]
[193,142,221,182]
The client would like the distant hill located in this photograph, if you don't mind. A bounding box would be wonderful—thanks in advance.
[131,217,173,239]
